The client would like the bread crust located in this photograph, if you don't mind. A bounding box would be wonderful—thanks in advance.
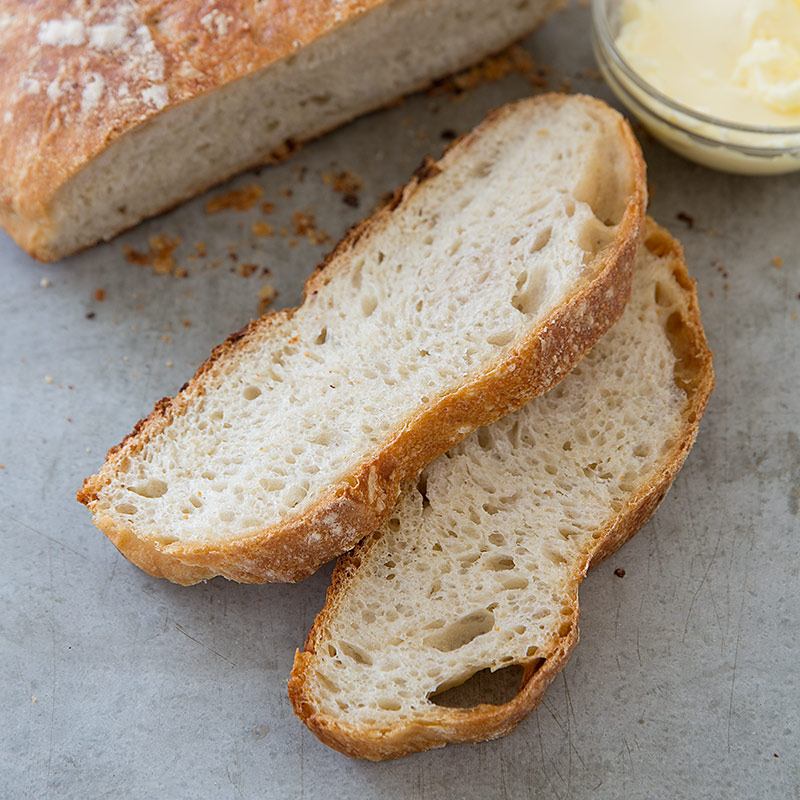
[0,0,563,260]
[77,94,647,585]
[287,218,714,760]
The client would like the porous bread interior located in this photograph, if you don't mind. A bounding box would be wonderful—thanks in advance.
[304,240,690,726]
[91,97,634,549]
[46,0,563,258]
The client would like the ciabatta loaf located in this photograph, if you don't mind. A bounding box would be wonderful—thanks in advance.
[0,0,564,261]
[78,95,646,584]
[289,219,713,760]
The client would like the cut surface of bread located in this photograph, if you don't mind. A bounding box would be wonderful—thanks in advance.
[78,94,646,584]
[0,0,563,260]
[289,219,714,760]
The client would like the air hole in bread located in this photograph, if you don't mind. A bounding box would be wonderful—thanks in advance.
[654,282,672,308]
[487,329,515,347]
[423,609,495,652]
[130,478,168,498]
[511,269,545,315]
[116,503,138,515]
[242,386,261,400]
[285,485,308,508]
[188,495,202,509]
[428,664,523,708]
[416,474,430,509]
[338,642,373,666]
[500,576,529,591]
[486,555,515,571]
[477,427,493,450]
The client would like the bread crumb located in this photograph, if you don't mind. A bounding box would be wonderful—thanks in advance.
[85,312,96,319]
[322,170,363,208]
[166,361,173,368]
[123,235,182,275]
[182,319,192,327]
[40,278,51,288]
[238,263,259,277]
[205,185,263,213]
[292,210,330,245]
[194,242,207,257]
[279,188,293,197]
[261,201,276,215]
[676,211,695,229]
[252,221,274,237]
[162,335,171,342]
[257,283,278,315]
[430,45,537,95]
[614,568,626,578]
[93,288,107,302]
[772,256,783,268]
[45,375,54,383]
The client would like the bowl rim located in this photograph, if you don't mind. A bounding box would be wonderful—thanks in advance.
[591,0,800,136]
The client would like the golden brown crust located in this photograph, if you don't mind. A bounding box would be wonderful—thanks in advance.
[77,94,647,584]
[287,218,714,760]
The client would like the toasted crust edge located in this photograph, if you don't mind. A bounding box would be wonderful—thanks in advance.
[77,94,647,585]
[287,218,715,760]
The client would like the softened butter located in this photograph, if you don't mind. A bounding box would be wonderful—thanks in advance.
[617,0,800,127]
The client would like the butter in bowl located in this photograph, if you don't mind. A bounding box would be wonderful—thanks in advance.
[592,0,800,174]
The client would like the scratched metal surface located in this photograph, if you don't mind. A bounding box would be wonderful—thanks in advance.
[1,2,798,798]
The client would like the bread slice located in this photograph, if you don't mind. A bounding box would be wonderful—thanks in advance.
[289,219,714,760]
[0,0,564,261]
[78,94,646,585]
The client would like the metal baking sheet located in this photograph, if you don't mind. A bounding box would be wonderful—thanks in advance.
[2,3,798,797]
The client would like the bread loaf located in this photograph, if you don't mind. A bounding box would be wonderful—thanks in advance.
[78,94,646,584]
[289,219,714,760]
[0,0,564,260]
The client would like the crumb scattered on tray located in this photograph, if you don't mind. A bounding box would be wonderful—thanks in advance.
[292,210,330,245]
[123,235,183,275]
[85,312,96,320]
[181,319,192,327]
[772,256,783,268]
[257,283,278,315]
[261,201,276,215]
[238,263,259,278]
[322,170,363,208]
[614,568,626,578]
[205,185,263,214]
[40,278,51,288]
[93,288,107,302]
[45,375,54,383]
[431,45,539,95]
[279,188,293,198]
[252,221,274,237]
[676,211,695,229]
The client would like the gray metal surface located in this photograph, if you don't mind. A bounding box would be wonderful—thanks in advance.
[1,3,798,797]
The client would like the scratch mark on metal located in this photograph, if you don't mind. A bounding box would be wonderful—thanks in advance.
[1,511,87,560]
[173,622,236,667]
[682,521,723,642]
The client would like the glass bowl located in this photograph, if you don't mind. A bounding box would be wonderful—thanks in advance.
[592,0,800,175]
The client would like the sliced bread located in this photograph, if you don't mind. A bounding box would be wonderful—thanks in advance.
[0,0,564,260]
[289,219,714,760]
[78,94,646,584]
